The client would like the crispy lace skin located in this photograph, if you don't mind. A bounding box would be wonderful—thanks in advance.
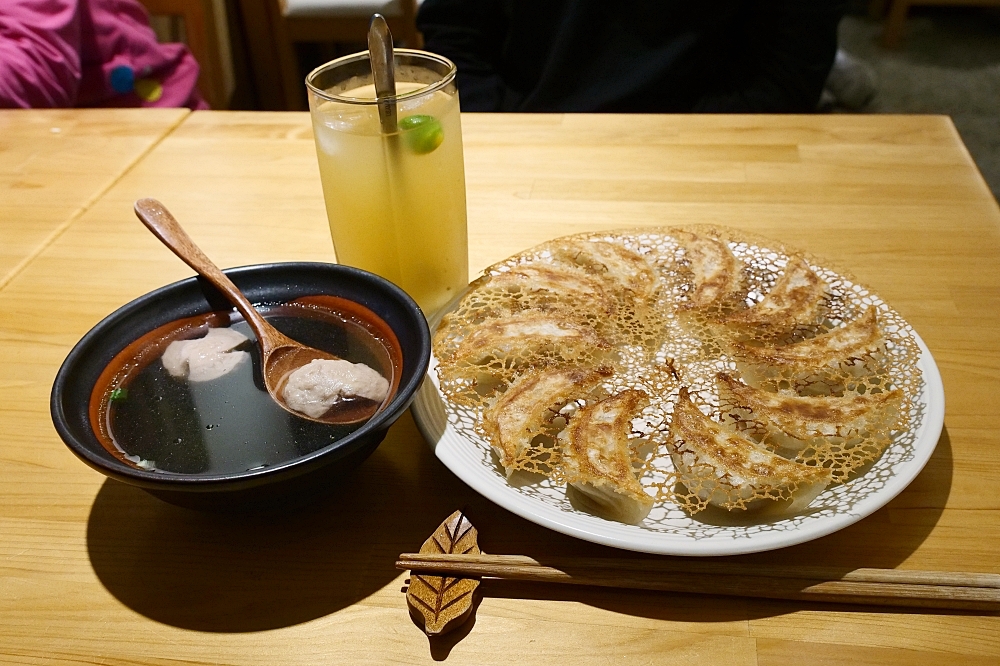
[432,226,923,519]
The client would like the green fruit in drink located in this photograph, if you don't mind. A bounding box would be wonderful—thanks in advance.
[399,114,444,154]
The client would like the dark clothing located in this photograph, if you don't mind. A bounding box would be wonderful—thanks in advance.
[416,0,844,113]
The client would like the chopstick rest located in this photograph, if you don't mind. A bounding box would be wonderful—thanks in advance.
[398,513,1000,633]
[404,511,482,636]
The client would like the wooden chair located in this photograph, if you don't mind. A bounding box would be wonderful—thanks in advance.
[236,0,420,110]
[138,0,231,109]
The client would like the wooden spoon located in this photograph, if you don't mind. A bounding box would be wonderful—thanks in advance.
[134,198,382,425]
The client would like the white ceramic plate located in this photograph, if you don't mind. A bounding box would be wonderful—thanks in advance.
[412,328,944,557]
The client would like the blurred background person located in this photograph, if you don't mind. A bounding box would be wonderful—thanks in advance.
[416,0,846,113]
[0,0,206,109]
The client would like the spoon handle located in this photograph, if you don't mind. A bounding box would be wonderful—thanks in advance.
[368,14,397,134]
[133,198,280,350]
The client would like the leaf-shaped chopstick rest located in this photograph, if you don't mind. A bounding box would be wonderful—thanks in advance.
[406,510,481,636]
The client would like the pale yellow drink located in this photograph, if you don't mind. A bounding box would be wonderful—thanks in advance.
[307,53,469,316]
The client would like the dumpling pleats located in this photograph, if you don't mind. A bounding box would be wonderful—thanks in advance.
[560,389,655,524]
[482,367,609,477]
[668,388,833,513]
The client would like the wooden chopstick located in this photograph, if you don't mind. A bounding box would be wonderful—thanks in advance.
[396,553,1000,612]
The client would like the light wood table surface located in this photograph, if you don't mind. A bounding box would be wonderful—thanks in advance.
[0,109,189,288]
[2,110,999,665]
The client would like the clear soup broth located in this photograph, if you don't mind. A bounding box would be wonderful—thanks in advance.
[90,297,400,476]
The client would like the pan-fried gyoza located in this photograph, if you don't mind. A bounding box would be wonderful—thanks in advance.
[729,307,883,370]
[472,263,618,316]
[724,255,826,334]
[669,388,834,513]
[673,230,743,310]
[432,228,922,524]
[547,239,659,299]
[559,389,655,524]
[448,312,610,367]
[482,366,609,478]
[716,372,902,444]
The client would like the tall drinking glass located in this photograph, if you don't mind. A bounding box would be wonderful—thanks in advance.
[306,50,469,316]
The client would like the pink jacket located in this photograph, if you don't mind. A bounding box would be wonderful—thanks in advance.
[0,0,207,109]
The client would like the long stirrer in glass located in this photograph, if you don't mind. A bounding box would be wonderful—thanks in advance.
[368,15,413,311]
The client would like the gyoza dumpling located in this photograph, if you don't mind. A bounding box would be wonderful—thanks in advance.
[449,312,610,367]
[482,366,609,477]
[725,256,826,334]
[728,307,883,370]
[475,264,618,316]
[549,239,659,300]
[559,389,654,524]
[668,388,833,513]
[716,371,903,449]
[673,230,743,309]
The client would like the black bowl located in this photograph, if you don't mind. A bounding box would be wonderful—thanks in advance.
[50,263,431,512]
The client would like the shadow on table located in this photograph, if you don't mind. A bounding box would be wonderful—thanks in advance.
[86,413,489,632]
[474,427,956,624]
[86,416,954,637]
[729,426,955,571]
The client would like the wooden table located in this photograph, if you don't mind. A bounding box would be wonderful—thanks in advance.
[2,110,999,664]
[0,109,188,288]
